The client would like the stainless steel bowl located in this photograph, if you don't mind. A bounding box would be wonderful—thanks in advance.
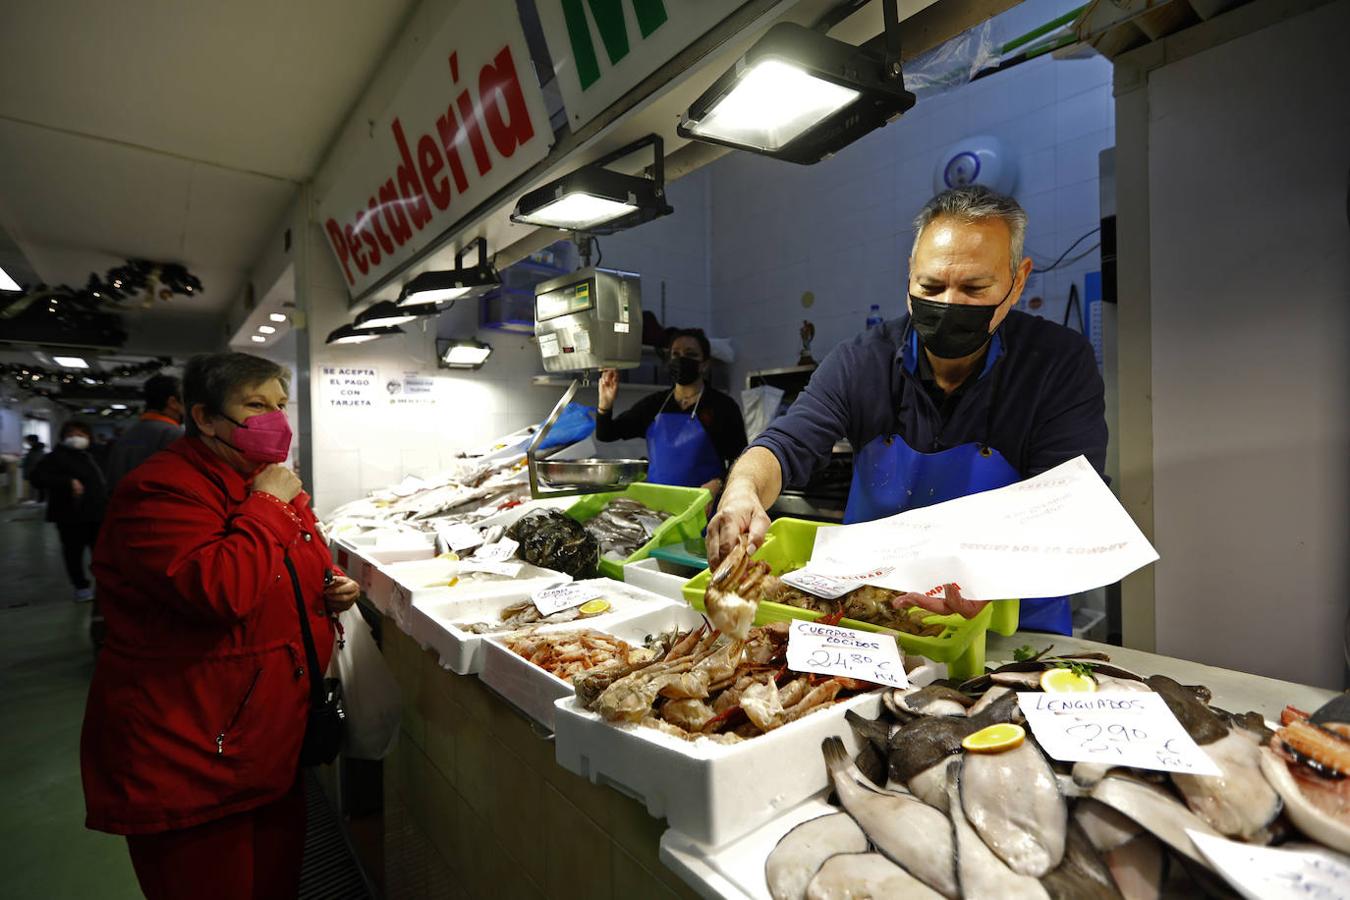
[536,458,648,488]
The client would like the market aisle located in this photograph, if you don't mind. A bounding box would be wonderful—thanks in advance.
[0,508,142,898]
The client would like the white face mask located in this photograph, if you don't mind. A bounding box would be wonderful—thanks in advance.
[63,435,90,451]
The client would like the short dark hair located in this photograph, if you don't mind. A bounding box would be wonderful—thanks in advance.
[183,353,288,437]
[60,419,93,439]
[143,373,181,411]
[666,328,711,360]
[24,434,40,445]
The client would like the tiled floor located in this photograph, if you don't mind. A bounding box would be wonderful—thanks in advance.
[0,506,143,897]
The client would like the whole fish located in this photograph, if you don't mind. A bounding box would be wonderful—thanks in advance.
[945,762,1050,900]
[765,813,868,900]
[821,737,958,897]
[960,739,1067,877]
[805,853,944,900]
[1039,820,1123,900]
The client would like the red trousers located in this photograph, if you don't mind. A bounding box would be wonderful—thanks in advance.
[125,778,305,900]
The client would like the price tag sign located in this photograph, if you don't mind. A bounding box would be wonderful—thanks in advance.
[785,620,908,688]
[1019,691,1222,776]
[533,583,603,616]
[780,570,854,600]
[436,522,483,553]
[459,560,524,577]
[1187,829,1350,900]
[473,537,519,562]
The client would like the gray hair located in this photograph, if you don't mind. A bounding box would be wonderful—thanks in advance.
[910,186,1028,277]
[183,352,289,436]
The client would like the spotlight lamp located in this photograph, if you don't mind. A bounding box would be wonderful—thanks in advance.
[354,300,422,329]
[326,323,405,345]
[396,238,501,308]
[437,338,493,370]
[677,0,916,164]
[511,134,672,234]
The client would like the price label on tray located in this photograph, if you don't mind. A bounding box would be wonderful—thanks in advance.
[532,583,603,616]
[785,620,908,688]
[1018,691,1222,776]
[436,522,483,553]
[780,567,895,599]
[473,537,518,562]
[458,560,524,577]
[1185,829,1350,900]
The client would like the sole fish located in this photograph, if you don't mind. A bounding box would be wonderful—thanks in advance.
[1088,776,1220,866]
[946,762,1050,900]
[765,813,869,900]
[1104,834,1165,900]
[960,740,1067,877]
[1171,729,1282,841]
[821,737,959,897]
[1039,819,1122,900]
[805,853,944,900]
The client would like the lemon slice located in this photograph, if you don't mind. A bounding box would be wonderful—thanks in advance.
[1040,667,1097,693]
[578,598,611,616]
[437,551,460,561]
[963,723,1026,753]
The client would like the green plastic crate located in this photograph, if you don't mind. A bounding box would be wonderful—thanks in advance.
[566,482,712,581]
[681,517,1020,680]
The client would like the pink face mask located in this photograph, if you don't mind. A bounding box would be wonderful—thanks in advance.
[221,410,292,464]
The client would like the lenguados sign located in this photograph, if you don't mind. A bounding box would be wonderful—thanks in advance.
[318,5,552,297]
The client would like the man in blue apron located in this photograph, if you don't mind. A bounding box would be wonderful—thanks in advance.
[707,186,1107,634]
[596,328,748,499]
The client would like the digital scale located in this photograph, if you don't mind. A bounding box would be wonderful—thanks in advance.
[527,267,649,498]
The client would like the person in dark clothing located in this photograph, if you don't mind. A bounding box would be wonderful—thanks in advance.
[105,373,185,487]
[596,328,748,501]
[21,434,46,503]
[30,419,108,602]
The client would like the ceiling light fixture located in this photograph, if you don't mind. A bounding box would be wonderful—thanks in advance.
[52,356,89,368]
[677,0,915,164]
[396,238,501,309]
[0,266,20,292]
[354,300,421,329]
[269,313,288,323]
[111,404,128,410]
[511,134,672,233]
[251,335,267,343]
[437,338,493,370]
[326,323,404,345]
[257,325,277,334]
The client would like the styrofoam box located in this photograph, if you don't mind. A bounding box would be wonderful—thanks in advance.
[373,557,571,631]
[553,681,881,849]
[409,578,673,676]
[478,596,704,732]
[622,557,694,603]
[471,495,575,532]
[334,533,435,594]
[659,795,838,900]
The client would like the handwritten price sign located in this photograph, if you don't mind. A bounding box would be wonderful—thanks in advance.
[785,620,908,689]
[1019,691,1222,776]
[474,537,519,562]
[532,583,602,616]
[781,567,895,600]
[1187,829,1350,900]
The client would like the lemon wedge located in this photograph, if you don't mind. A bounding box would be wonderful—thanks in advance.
[578,598,611,616]
[437,551,460,561]
[1040,667,1097,693]
[962,723,1026,753]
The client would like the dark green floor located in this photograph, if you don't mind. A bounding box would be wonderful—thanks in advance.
[0,506,142,898]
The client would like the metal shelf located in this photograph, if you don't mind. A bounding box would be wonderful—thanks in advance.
[530,375,667,391]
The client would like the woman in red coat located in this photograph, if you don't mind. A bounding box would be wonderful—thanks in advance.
[81,352,360,900]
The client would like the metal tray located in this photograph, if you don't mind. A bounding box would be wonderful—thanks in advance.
[537,458,647,488]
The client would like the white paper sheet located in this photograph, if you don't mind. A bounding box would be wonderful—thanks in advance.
[1187,830,1350,900]
[785,620,908,689]
[803,456,1158,600]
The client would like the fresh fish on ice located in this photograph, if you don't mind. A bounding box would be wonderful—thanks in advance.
[945,763,1049,900]
[765,813,869,900]
[805,853,944,900]
[960,739,1067,877]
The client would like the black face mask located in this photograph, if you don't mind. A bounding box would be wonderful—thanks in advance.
[908,284,1013,360]
[668,356,703,386]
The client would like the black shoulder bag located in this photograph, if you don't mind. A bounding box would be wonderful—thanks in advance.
[284,555,345,766]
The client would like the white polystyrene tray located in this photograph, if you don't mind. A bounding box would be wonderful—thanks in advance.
[374,557,570,632]
[622,557,694,603]
[335,534,435,596]
[553,659,883,848]
[472,496,576,532]
[409,579,675,676]
[479,597,706,732]
[659,795,838,900]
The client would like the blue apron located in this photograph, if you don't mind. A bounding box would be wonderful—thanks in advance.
[645,393,724,488]
[842,334,1073,634]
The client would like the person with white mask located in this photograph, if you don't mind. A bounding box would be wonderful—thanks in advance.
[29,419,108,602]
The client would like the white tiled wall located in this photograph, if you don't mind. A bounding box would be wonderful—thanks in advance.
[706,0,1115,392]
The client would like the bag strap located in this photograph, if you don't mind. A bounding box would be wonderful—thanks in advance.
[283,554,325,707]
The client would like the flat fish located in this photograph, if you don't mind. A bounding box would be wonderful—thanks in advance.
[967,684,1014,717]
[907,756,958,812]
[821,737,958,897]
[1171,728,1282,841]
[805,853,944,900]
[1074,798,1142,853]
[1088,776,1221,866]
[896,684,975,717]
[945,763,1049,900]
[1039,819,1123,900]
[960,740,1067,877]
[765,813,869,900]
[1145,675,1229,745]
[1104,834,1165,900]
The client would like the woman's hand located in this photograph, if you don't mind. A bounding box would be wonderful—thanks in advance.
[597,369,619,412]
[891,583,988,619]
[324,575,360,614]
[253,464,302,503]
[71,478,85,498]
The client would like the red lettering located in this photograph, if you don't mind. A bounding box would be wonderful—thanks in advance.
[479,46,534,158]
[366,197,396,255]
[417,134,450,210]
[456,89,492,176]
[344,224,368,275]
[391,118,432,230]
[377,180,413,245]
[359,222,382,266]
[435,108,471,193]
[325,218,353,285]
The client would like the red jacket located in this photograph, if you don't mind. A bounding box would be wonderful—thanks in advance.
[82,437,338,835]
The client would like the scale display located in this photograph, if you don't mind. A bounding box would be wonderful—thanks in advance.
[537,279,595,322]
